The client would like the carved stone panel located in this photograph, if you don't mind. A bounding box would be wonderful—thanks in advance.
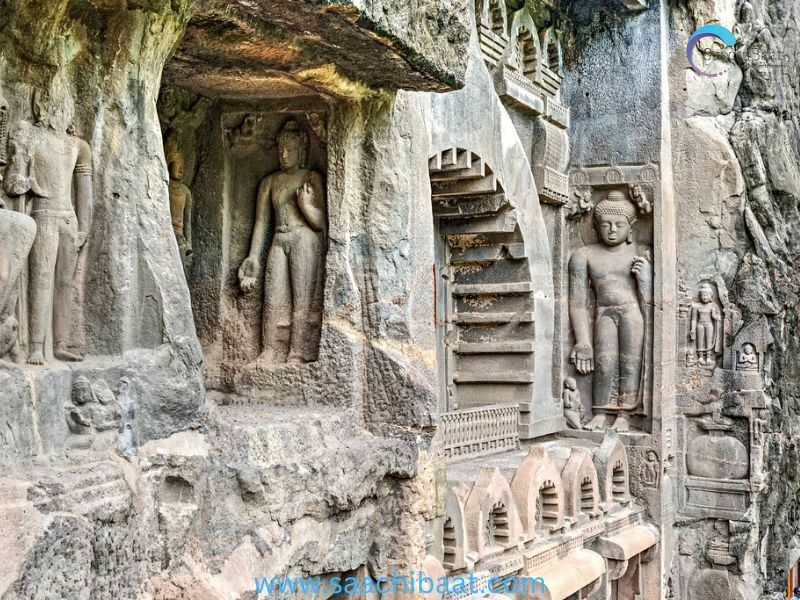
[565,165,658,433]
[183,109,329,387]
[3,92,93,365]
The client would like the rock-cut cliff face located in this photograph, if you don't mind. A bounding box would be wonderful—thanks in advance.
[670,0,800,597]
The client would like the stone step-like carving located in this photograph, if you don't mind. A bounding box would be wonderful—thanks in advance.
[454,311,534,325]
[30,463,131,519]
[450,242,527,264]
[454,371,534,383]
[432,147,537,420]
[452,282,533,296]
[429,159,488,181]
[439,210,517,236]
[455,341,535,354]
[431,173,498,197]
[432,192,508,217]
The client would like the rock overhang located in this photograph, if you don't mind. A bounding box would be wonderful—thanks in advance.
[163,0,471,101]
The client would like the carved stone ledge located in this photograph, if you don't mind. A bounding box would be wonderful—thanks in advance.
[682,477,750,520]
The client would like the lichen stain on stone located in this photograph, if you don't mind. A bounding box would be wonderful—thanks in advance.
[296,64,373,99]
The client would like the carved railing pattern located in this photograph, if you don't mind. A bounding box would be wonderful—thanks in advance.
[441,404,520,463]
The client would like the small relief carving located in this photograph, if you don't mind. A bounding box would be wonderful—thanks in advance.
[688,282,723,368]
[159,89,210,145]
[686,416,748,480]
[239,119,327,364]
[226,114,262,149]
[305,112,327,145]
[640,449,660,488]
[66,376,123,449]
[706,521,736,567]
[604,166,623,184]
[630,185,652,215]
[562,376,585,429]
[638,164,658,183]
[736,342,759,371]
[3,88,92,365]
[165,145,193,275]
[566,186,592,219]
[568,190,653,432]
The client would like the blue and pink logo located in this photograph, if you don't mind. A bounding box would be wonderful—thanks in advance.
[686,24,737,77]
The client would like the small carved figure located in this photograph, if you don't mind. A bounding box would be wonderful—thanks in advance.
[66,376,122,438]
[568,191,653,432]
[567,187,592,218]
[166,146,193,274]
[239,120,326,364]
[737,342,759,370]
[631,185,652,215]
[67,376,94,434]
[4,89,93,365]
[562,376,585,429]
[642,450,659,488]
[227,114,260,148]
[689,283,722,367]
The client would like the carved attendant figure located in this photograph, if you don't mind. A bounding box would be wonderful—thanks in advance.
[562,376,585,429]
[568,191,653,432]
[689,283,722,366]
[166,148,193,273]
[239,120,326,364]
[4,90,92,364]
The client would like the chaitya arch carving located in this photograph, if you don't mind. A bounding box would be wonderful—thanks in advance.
[511,446,566,539]
[560,447,601,520]
[593,431,631,511]
[464,466,524,559]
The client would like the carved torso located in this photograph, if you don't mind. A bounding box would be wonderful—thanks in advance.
[265,168,323,233]
[13,123,90,213]
[575,242,649,308]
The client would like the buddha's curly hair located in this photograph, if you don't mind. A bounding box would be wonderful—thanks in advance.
[593,190,638,225]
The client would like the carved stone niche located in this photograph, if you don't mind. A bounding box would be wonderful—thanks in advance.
[679,280,728,370]
[511,446,566,540]
[176,102,328,391]
[564,165,658,434]
[464,466,525,561]
[592,431,632,512]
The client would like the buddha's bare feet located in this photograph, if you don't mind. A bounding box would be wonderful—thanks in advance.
[611,414,632,432]
[586,414,610,431]
[55,344,83,362]
[28,351,44,365]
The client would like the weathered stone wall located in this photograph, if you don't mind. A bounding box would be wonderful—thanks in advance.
[668,0,800,597]
[0,0,468,597]
[0,0,205,448]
